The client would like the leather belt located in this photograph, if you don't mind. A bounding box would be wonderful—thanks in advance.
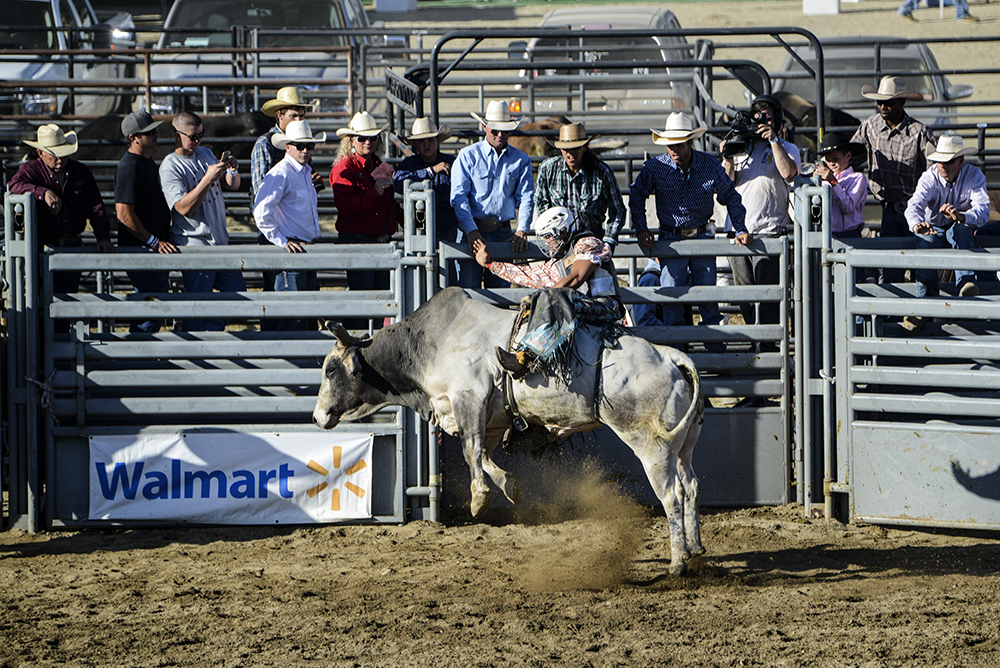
[474,217,514,233]
[660,224,707,238]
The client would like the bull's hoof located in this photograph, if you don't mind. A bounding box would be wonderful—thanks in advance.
[503,479,522,505]
[690,544,707,558]
[470,494,490,519]
[669,559,688,576]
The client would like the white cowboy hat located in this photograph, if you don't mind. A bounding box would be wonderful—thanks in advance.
[470,100,521,132]
[261,87,318,117]
[25,124,78,157]
[336,111,389,138]
[405,117,452,143]
[651,112,707,146]
[861,75,924,102]
[270,120,327,149]
[926,134,977,162]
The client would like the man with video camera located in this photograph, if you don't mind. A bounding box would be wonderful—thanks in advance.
[720,95,800,350]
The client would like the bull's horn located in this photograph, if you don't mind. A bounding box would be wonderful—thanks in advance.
[324,321,359,347]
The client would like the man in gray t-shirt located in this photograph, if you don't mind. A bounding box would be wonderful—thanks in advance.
[159,111,245,331]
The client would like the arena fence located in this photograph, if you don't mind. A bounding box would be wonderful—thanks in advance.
[795,184,1000,530]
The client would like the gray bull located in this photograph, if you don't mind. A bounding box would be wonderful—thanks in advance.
[313,287,705,574]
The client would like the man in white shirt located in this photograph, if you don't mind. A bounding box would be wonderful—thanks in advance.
[160,111,244,331]
[721,95,800,347]
[253,120,326,330]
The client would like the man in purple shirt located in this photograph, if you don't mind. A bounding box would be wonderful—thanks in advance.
[629,113,748,351]
[8,124,113,293]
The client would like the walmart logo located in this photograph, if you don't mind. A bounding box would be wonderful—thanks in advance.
[95,460,295,501]
[306,446,368,511]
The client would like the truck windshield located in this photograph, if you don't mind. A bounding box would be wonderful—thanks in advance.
[0,2,57,50]
[166,0,348,48]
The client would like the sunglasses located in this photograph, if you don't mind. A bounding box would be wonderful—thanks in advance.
[876,99,903,107]
[353,136,377,144]
[289,142,315,151]
[178,129,204,141]
[487,128,508,137]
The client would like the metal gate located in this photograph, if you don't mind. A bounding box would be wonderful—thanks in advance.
[795,184,1000,529]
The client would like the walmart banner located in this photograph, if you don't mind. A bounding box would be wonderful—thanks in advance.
[90,432,374,523]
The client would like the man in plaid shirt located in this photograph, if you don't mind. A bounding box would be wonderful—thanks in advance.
[534,123,626,250]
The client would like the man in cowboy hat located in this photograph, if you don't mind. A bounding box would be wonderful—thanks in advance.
[253,120,327,330]
[851,76,937,283]
[901,135,989,330]
[450,99,534,289]
[720,95,800,342]
[630,112,749,351]
[534,122,626,250]
[392,117,460,284]
[250,87,322,203]
[159,111,245,331]
[115,110,178,333]
[8,123,113,300]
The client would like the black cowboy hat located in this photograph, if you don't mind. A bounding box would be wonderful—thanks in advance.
[816,132,865,158]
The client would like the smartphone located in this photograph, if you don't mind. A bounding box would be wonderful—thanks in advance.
[221,151,232,164]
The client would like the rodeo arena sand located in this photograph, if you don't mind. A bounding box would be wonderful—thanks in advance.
[4,0,1000,666]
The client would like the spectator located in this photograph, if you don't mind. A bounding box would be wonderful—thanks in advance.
[812,134,869,240]
[720,95,801,342]
[898,0,977,22]
[851,76,936,284]
[450,100,534,289]
[114,110,178,333]
[253,120,326,331]
[159,111,245,331]
[8,124,113,296]
[632,259,666,327]
[534,122,626,250]
[902,135,989,331]
[330,111,399,329]
[629,112,749,353]
[392,117,459,285]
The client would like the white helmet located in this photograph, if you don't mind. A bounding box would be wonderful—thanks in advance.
[534,206,577,258]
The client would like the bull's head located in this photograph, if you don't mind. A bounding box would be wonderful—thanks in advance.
[312,322,376,430]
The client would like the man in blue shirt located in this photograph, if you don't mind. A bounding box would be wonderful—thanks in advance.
[630,113,749,349]
[450,100,534,289]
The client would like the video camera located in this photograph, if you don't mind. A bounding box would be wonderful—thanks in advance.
[721,109,767,158]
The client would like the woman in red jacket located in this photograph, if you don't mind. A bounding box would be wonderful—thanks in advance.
[330,111,400,328]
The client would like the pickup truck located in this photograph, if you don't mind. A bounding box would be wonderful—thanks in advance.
[0,0,135,123]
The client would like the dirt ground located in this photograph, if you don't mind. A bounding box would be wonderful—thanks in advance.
[3,498,1000,667]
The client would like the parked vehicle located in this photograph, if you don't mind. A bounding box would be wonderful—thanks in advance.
[507,6,694,133]
[149,0,379,116]
[0,0,135,120]
[772,37,974,128]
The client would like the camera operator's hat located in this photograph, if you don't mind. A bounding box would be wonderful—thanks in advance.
[261,87,318,117]
[470,100,522,132]
[271,120,327,149]
[861,76,923,102]
[926,134,977,163]
[817,133,865,158]
[25,124,78,157]
[546,123,600,150]
[651,112,706,146]
[336,111,388,138]
[405,117,452,143]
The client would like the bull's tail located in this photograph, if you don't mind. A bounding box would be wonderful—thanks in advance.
[661,355,704,444]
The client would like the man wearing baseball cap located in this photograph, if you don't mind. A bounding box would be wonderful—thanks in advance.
[114,110,177,333]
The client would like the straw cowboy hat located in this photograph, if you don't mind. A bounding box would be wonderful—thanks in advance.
[336,111,389,138]
[261,87,318,117]
[405,117,452,143]
[651,112,707,146]
[816,132,865,158]
[470,100,521,132]
[926,134,977,162]
[270,120,327,149]
[861,76,924,102]
[546,123,601,150]
[25,124,78,157]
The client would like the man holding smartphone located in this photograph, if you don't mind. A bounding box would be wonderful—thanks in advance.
[160,111,245,331]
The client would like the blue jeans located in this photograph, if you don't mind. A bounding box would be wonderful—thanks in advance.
[457,226,514,290]
[913,224,976,298]
[336,234,391,330]
[273,269,318,331]
[658,229,725,354]
[879,202,913,285]
[899,0,970,19]
[181,269,246,331]
[126,270,171,333]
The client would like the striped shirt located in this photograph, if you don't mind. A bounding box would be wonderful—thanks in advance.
[534,154,627,247]
[851,112,936,205]
[629,150,747,235]
[249,124,283,204]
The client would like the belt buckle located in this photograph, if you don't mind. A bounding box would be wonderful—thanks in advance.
[680,227,699,239]
[476,216,500,233]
